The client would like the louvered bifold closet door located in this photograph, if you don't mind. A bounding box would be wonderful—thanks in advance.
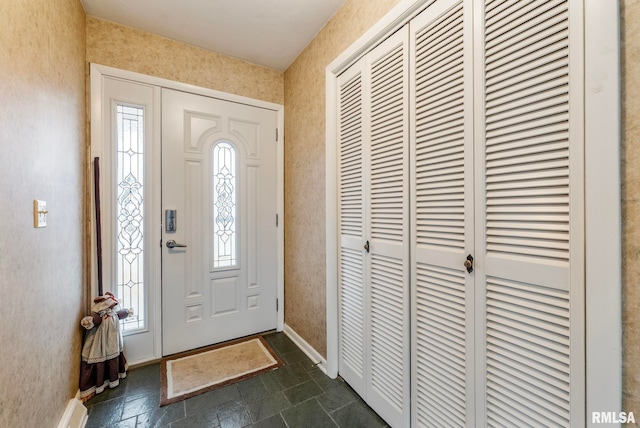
[475,0,585,426]
[337,58,368,396]
[409,0,475,426]
[365,27,411,428]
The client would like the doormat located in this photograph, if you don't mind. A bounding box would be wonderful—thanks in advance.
[160,336,283,406]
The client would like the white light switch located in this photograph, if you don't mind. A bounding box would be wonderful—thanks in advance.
[34,200,47,228]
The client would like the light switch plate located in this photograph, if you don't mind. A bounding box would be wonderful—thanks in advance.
[34,199,47,228]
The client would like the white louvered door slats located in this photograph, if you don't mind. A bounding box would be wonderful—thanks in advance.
[410,0,474,426]
[337,59,368,396]
[476,0,584,426]
[336,0,586,425]
[366,27,410,428]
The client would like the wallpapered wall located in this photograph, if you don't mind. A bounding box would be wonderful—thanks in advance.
[283,0,403,356]
[0,0,640,426]
[622,0,640,419]
[0,1,87,427]
[86,16,284,105]
[0,1,635,424]
[285,0,640,418]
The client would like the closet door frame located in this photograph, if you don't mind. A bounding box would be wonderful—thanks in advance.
[325,0,621,424]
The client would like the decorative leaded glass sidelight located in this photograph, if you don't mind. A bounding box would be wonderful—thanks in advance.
[116,104,145,332]
[212,141,237,268]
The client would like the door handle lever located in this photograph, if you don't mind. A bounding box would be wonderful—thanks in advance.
[166,240,187,249]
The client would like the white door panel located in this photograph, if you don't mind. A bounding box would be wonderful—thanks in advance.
[337,26,410,428]
[162,88,278,356]
[475,0,584,425]
[337,56,367,396]
[410,0,475,426]
[365,27,410,428]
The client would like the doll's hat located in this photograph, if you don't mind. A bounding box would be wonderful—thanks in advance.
[91,292,120,313]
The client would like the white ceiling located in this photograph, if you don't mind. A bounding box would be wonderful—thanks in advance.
[81,0,346,71]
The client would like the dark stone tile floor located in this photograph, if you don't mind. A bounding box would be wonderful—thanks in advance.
[84,333,388,428]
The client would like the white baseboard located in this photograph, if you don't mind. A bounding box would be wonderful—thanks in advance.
[283,324,329,375]
[57,391,87,428]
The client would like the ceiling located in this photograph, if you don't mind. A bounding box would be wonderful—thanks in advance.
[81,0,346,71]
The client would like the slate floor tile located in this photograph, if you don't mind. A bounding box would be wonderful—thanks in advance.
[280,348,315,366]
[125,369,161,402]
[258,371,282,394]
[272,362,310,389]
[264,334,299,354]
[126,384,162,401]
[330,400,387,428]
[248,414,287,428]
[121,393,160,420]
[127,364,161,387]
[111,417,138,428]
[136,401,185,428]
[309,369,345,392]
[246,391,291,423]
[237,376,270,403]
[281,398,338,428]
[282,380,324,406]
[85,382,128,405]
[185,385,241,416]
[217,399,251,428]
[85,397,125,428]
[316,383,359,413]
[169,409,219,428]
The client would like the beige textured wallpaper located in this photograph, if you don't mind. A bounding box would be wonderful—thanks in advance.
[622,0,640,420]
[0,2,633,425]
[283,0,402,356]
[0,1,86,427]
[86,17,284,105]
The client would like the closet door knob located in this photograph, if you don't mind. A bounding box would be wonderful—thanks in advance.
[464,254,473,273]
[364,240,370,253]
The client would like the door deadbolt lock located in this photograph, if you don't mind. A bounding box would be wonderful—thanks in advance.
[464,254,473,273]
[165,209,177,232]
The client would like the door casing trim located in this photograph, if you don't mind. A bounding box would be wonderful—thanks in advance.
[90,63,285,364]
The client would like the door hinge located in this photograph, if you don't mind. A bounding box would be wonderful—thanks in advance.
[276,128,279,142]
[276,298,279,312]
[276,214,279,227]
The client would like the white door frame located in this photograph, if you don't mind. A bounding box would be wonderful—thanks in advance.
[90,63,285,365]
[325,0,622,425]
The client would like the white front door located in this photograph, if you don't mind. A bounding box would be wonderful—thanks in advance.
[161,88,278,356]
